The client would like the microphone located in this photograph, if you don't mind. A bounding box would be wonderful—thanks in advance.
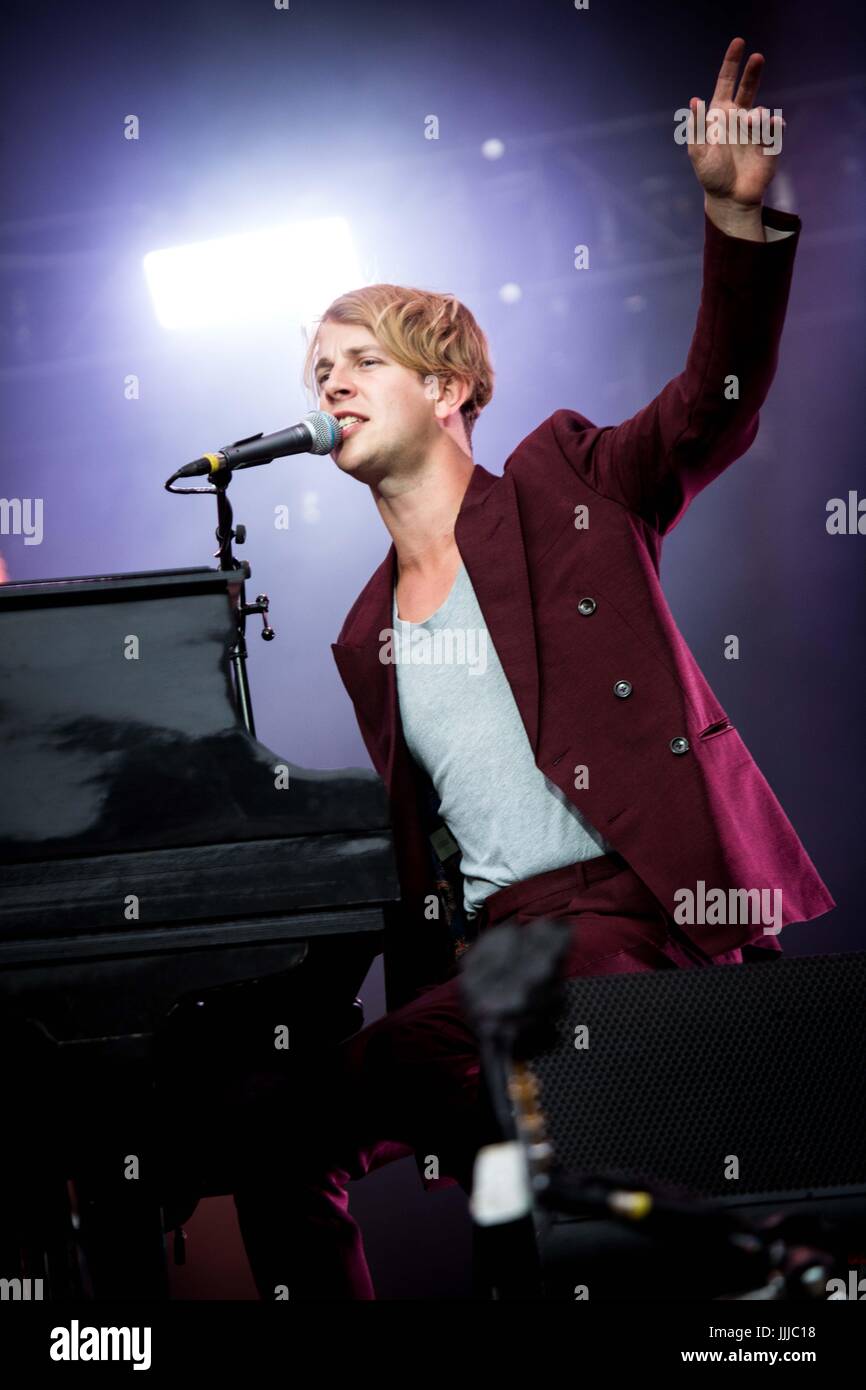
[177,410,341,478]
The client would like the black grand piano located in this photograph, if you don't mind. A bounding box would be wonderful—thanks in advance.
[0,562,401,1299]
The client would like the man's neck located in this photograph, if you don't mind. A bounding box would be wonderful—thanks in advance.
[375,437,475,578]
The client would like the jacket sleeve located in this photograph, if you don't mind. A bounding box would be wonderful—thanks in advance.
[549,205,801,535]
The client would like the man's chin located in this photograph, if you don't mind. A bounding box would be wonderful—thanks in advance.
[333,444,370,475]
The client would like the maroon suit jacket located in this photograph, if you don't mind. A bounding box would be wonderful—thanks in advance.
[332,205,835,1015]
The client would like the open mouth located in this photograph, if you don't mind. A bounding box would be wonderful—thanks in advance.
[333,408,366,442]
[339,419,366,439]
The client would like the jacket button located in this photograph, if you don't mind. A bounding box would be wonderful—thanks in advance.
[670,736,690,755]
[577,597,597,616]
[613,679,632,698]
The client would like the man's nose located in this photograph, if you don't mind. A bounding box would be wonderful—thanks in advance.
[323,366,353,399]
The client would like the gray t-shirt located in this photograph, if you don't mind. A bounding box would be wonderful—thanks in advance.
[392,561,614,919]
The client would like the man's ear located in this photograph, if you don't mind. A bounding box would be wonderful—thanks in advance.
[427,372,472,421]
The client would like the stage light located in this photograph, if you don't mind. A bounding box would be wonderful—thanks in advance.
[143,218,363,331]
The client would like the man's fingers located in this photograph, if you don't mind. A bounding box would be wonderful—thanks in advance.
[710,35,746,105]
[734,52,765,108]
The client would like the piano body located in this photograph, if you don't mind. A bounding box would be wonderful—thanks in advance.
[0,564,401,1298]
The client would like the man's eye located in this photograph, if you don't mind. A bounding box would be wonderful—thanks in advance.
[317,359,380,388]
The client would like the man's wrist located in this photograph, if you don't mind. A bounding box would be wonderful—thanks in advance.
[704,193,766,243]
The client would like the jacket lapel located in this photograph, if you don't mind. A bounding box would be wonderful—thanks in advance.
[330,461,541,794]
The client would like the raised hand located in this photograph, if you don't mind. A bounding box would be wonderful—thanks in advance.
[686,37,784,210]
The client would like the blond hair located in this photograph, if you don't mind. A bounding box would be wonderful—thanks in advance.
[302,284,494,443]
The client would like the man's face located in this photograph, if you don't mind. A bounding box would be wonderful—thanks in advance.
[313,321,442,482]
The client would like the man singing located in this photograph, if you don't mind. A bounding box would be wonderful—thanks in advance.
[234,37,834,1299]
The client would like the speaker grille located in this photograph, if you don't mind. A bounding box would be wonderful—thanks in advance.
[528,952,866,1201]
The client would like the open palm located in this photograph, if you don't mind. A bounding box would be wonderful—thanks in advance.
[687,37,784,207]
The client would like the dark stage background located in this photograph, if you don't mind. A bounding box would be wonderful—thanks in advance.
[1,0,863,1299]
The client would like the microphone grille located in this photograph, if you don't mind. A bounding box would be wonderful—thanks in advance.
[304,410,342,455]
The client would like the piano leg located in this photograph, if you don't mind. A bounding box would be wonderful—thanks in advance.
[0,1176,84,1301]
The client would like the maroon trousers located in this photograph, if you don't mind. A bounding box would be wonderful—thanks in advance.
[234,851,779,1300]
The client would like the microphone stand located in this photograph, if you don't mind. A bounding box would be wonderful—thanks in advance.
[165,460,275,740]
[165,414,338,733]
[213,466,240,573]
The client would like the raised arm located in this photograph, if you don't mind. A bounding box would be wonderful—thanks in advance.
[552,37,799,536]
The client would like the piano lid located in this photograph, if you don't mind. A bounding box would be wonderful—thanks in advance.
[0,565,389,864]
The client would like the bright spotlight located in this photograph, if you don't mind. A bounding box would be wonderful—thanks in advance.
[143,217,363,331]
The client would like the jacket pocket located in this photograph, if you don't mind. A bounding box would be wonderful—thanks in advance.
[699,718,734,740]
